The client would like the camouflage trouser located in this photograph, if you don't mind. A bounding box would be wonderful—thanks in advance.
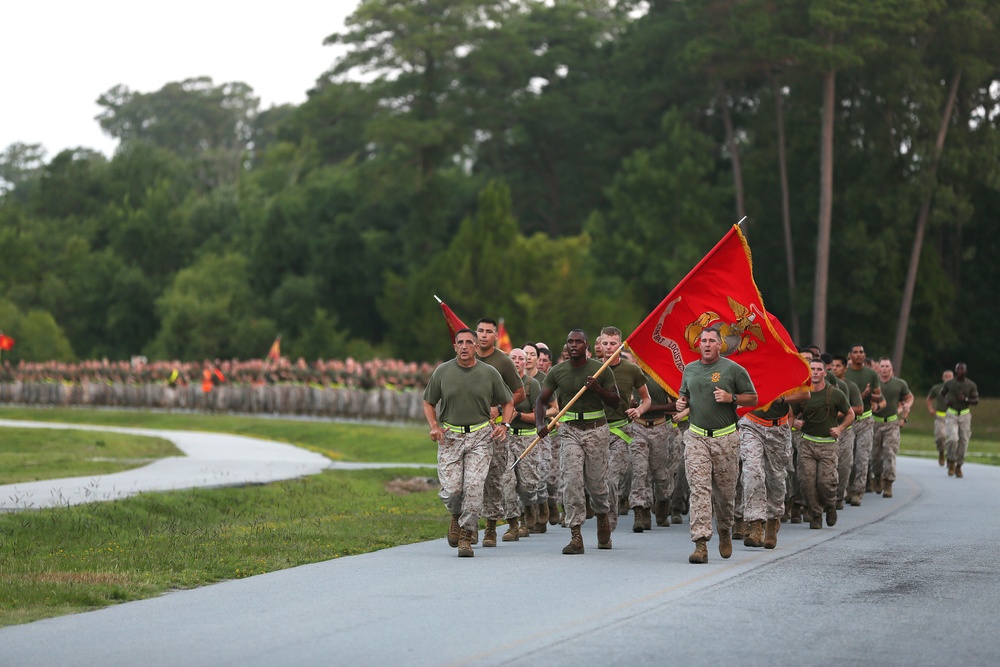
[560,423,611,528]
[797,439,838,519]
[850,416,874,497]
[547,430,563,507]
[872,420,902,482]
[933,414,947,457]
[482,437,514,520]
[785,430,802,511]
[606,430,631,531]
[670,424,690,515]
[945,412,972,466]
[507,433,545,507]
[636,421,675,505]
[836,425,856,503]
[437,428,494,531]
[738,418,791,521]
[683,429,739,543]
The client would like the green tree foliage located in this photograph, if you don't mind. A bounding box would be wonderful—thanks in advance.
[0,301,74,362]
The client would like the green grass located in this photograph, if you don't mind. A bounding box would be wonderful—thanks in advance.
[0,428,181,484]
[0,468,443,627]
[0,407,436,464]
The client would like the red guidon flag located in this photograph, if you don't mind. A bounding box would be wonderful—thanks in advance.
[0,334,14,351]
[497,318,513,354]
[267,335,282,361]
[625,224,808,412]
[434,295,468,342]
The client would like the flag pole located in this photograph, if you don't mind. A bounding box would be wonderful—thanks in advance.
[508,343,624,470]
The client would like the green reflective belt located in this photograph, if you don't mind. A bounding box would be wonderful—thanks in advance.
[608,419,633,444]
[802,434,837,443]
[442,421,491,434]
[935,411,947,418]
[511,427,537,437]
[947,408,971,416]
[859,410,873,420]
[560,409,606,422]
[689,423,737,438]
[874,414,898,423]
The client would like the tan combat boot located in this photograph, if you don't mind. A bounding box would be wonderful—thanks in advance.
[547,497,560,525]
[873,476,884,495]
[520,507,533,537]
[632,507,645,533]
[457,529,474,557]
[562,526,585,554]
[503,516,520,542]
[448,514,461,548]
[689,539,708,564]
[744,520,764,548]
[882,481,893,498]
[642,507,652,531]
[732,518,746,541]
[483,519,498,547]
[654,500,671,527]
[671,512,683,526]
[764,518,780,549]
[955,464,964,478]
[534,504,548,533]
[938,451,945,467]
[719,528,733,558]
[947,460,956,476]
[537,501,550,527]
[597,512,612,549]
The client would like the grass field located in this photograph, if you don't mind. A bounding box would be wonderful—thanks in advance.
[0,399,997,628]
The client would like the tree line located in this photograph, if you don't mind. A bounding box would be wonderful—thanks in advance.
[1,0,998,392]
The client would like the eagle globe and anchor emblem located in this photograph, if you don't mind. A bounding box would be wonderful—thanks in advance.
[685,297,765,356]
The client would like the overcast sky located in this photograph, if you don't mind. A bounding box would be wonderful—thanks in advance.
[2,1,358,159]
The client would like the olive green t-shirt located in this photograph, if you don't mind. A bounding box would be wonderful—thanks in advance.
[844,365,881,412]
[477,348,523,398]
[750,399,790,420]
[792,383,851,438]
[927,382,947,413]
[843,378,862,410]
[422,359,513,426]
[606,360,646,422]
[942,378,978,411]
[513,374,541,428]
[874,376,911,418]
[543,358,618,415]
[678,357,756,430]
[643,374,671,420]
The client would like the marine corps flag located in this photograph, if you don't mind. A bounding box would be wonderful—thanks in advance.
[434,295,468,341]
[625,223,809,412]
[267,335,282,361]
[497,318,513,354]
[0,333,13,351]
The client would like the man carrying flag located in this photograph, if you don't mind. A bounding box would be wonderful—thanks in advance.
[624,222,808,561]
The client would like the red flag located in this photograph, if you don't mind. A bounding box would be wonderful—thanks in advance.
[267,335,281,361]
[625,224,809,412]
[497,318,513,354]
[0,334,14,351]
[435,295,468,341]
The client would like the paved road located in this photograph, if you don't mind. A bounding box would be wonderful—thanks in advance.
[0,420,430,511]
[2,447,997,666]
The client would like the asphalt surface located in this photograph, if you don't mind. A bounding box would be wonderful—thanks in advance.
[1,424,997,666]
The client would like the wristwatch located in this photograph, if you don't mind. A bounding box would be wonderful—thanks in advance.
[731,394,738,404]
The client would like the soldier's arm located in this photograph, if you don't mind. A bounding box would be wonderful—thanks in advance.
[626,384,652,420]
[423,401,443,444]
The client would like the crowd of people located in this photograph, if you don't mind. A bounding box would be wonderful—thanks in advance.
[421,319,979,561]
[0,356,437,391]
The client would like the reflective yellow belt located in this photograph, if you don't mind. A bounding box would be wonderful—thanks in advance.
[689,423,737,438]
[874,414,898,423]
[560,410,607,422]
[803,434,837,443]
[947,408,971,416]
[442,421,491,434]
[608,419,633,444]
[935,411,947,418]
[858,410,873,420]
[511,426,537,437]
[671,415,689,429]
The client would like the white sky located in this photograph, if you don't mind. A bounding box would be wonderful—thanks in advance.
[2,1,358,160]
